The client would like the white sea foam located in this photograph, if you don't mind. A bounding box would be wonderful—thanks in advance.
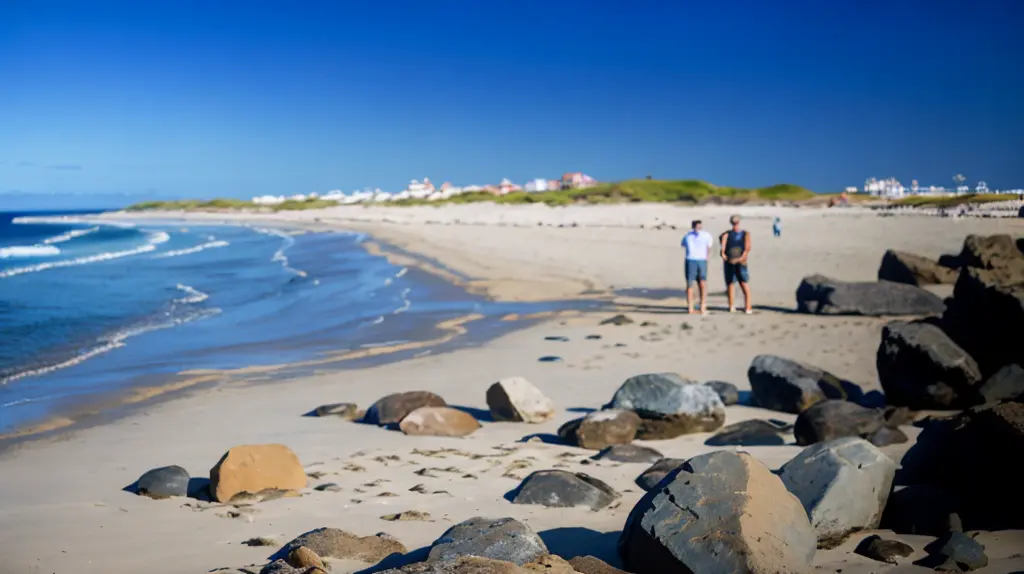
[395,267,408,278]
[0,307,221,386]
[0,230,169,279]
[0,244,61,259]
[12,215,136,229]
[251,226,308,278]
[154,239,229,259]
[393,287,412,314]
[174,283,210,304]
[42,226,99,244]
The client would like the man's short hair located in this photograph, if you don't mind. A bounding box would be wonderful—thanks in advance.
[691,220,702,229]
[730,215,741,224]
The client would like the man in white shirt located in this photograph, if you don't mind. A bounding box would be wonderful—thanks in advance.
[682,219,713,314]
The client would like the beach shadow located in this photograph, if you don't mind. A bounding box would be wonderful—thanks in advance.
[566,407,596,414]
[519,433,564,445]
[353,545,430,573]
[752,304,799,314]
[737,390,754,406]
[301,408,319,418]
[450,405,493,423]
[537,527,623,565]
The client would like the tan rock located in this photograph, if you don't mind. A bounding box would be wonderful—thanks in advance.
[365,391,447,425]
[282,527,407,564]
[486,377,555,423]
[557,409,640,450]
[378,556,528,573]
[568,556,628,574]
[399,406,481,437]
[523,554,577,573]
[288,546,324,570]
[210,444,306,503]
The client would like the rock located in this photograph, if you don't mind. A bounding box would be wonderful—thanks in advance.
[288,546,324,570]
[634,458,685,491]
[607,373,725,439]
[486,377,555,423]
[136,465,190,499]
[705,419,788,446]
[954,234,1024,271]
[877,320,983,409]
[793,400,886,445]
[314,403,361,420]
[590,444,663,463]
[380,510,431,521]
[977,363,1024,403]
[924,532,988,571]
[522,555,577,573]
[778,437,897,545]
[538,356,562,363]
[282,528,407,564]
[703,380,739,405]
[260,559,312,574]
[867,426,908,446]
[600,314,633,326]
[377,556,526,573]
[899,401,1024,530]
[880,485,963,536]
[747,354,850,414]
[568,556,628,574]
[364,391,447,426]
[544,336,569,342]
[511,470,618,510]
[210,444,306,503]
[619,451,816,574]
[557,409,640,450]
[879,250,958,286]
[796,274,946,316]
[942,266,1024,376]
[854,534,914,565]
[427,517,548,565]
[883,405,916,428]
[399,406,481,437]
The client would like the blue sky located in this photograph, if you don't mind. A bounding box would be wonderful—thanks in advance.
[2,0,1022,206]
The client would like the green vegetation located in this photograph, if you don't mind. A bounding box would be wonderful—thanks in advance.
[124,180,816,212]
[890,193,1010,208]
[392,179,815,207]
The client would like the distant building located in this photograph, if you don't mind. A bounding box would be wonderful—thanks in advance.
[403,178,436,199]
[498,178,522,195]
[524,178,548,192]
[844,186,858,194]
[561,172,597,189]
[864,177,905,198]
[547,179,561,191]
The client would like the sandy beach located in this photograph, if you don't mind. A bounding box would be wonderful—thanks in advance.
[1,204,1022,574]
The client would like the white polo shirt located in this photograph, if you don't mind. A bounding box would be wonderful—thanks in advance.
[682,230,713,260]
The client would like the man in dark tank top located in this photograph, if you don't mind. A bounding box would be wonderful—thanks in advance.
[719,214,752,313]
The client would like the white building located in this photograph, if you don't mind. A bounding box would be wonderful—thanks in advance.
[402,178,435,199]
[252,195,285,205]
[864,177,906,198]
[525,178,548,193]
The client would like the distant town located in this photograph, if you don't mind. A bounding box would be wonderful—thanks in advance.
[251,172,600,206]
[849,174,1023,199]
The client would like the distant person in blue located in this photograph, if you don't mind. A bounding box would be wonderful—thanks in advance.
[720,214,752,313]
[772,217,782,237]
[682,219,713,314]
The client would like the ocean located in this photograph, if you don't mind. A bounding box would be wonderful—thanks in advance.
[0,211,566,437]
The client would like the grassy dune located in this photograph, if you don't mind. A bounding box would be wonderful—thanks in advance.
[889,193,1012,208]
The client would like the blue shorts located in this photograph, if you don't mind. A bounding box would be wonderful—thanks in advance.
[685,259,708,285]
[724,263,749,284]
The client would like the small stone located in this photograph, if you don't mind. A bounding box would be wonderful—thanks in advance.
[557,409,640,450]
[927,531,988,571]
[705,419,788,446]
[634,458,685,491]
[854,534,914,564]
[136,465,190,499]
[486,377,555,423]
[538,356,562,363]
[793,400,885,445]
[599,314,633,326]
[399,406,481,437]
[585,335,602,340]
[703,380,740,405]
[544,336,570,342]
[364,391,447,426]
[381,510,431,521]
[314,483,341,492]
[589,444,663,463]
[511,470,619,510]
[868,426,909,446]
[314,402,361,419]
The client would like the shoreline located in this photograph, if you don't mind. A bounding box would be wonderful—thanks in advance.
[1,205,1021,573]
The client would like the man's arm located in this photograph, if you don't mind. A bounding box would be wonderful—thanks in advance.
[719,232,727,260]
[740,231,752,263]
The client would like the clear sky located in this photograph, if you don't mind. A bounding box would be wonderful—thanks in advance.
[2,0,1022,206]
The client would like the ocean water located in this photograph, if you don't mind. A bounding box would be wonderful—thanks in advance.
[0,211,565,436]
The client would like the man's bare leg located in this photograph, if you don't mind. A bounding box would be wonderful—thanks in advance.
[686,285,694,313]
[727,282,735,311]
[740,282,752,312]
[699,280,708,314]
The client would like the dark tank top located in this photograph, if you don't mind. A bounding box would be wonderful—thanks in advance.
[725,230,746,260]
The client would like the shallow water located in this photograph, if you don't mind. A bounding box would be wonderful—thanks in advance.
[0,212,576,434]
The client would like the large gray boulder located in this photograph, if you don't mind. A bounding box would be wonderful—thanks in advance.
[877,320,983,408]
[619,451,816,574]
[978,363,1024,403]
[747,354,851,414]
[796,274,946,316]
[364,391,447,426]
[942,266,1024,376]
[136,465,190,499]
[793,400,886,445]
[510,470,619,510]
[778,437,897,545]
[607,373,725,439]
[427,517,547,565]
[878,250,957,286]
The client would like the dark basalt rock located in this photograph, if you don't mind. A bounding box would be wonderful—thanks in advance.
[796,274,946,316]
[364,391,447,426]
[136,465,190,499]
[510,470,619,510]
[793,400,886,445]
[877,320,983,409]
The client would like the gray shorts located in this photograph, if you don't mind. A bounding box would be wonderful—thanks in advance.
[685,259,708,285]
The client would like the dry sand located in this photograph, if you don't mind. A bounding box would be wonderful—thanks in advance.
[1,204,1022,574]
